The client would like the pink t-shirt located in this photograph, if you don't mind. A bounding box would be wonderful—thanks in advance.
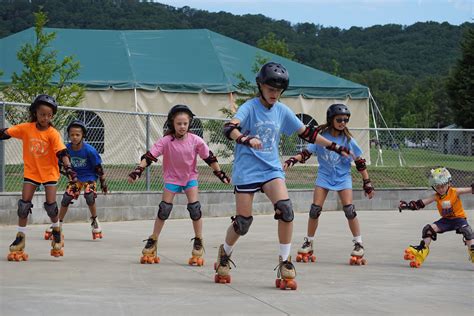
[150,133,210,186]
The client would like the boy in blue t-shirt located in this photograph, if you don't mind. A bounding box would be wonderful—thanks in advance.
[44,120,108,240]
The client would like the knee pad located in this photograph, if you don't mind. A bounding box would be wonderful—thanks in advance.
[17,199,33,219]
[309,204,322,219]
[422,224,437,241]
[84,191,96,206]
[274,199,294,222]
[343,204,357,220]
[187,201,202,221]
[456,225,473,241]
[44,201,58,218]
[232,215,253,236]
[61,191,75,207]
[157,201,173,220]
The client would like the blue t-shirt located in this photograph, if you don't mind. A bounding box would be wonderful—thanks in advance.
[232,97,304,185]
[67,142,102,182]
[307,130,362,191]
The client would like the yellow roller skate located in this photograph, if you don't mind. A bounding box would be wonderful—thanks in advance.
[140,234,160,264]
[7,232,29,262]
[214,244,234,284]
[274,256,297,290]
[50,227,64,257]
[404,241,429,268]
[188,237,204,266]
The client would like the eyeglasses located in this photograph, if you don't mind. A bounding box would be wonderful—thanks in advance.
[335,118,350,123]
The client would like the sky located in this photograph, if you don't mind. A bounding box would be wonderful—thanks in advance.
[156,0,473,29]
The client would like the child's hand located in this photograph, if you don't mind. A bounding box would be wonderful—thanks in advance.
[283,157,298,171]
[363,179,375,199]
[128,166,144,183]
[65,166,78,182]
[100,177,108,195]
[213,170,231,184]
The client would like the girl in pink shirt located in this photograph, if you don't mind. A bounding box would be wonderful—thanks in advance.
[128,104,230,265]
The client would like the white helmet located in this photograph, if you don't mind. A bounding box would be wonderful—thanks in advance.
[428,167,451,187]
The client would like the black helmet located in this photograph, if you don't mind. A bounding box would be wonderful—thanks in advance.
[67,120,87,138]
[256,62,289,90]
[30,94,58,115]
[326,103,351,122]
[166,104,195,129]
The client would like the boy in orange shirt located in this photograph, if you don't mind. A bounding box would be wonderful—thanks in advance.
[0,94,77,261]
[399,167,474,267]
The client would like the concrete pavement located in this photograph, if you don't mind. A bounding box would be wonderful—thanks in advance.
[1,210,473,315]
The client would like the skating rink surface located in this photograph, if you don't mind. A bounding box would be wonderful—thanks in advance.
[1,210,473,315]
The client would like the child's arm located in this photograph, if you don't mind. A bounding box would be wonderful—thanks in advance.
[283,149,312,171]
[399,195,436,212]
[128,151,156,183]
[0,128,11,140]
[203,150,230,184]
[224,119,262,150]
[57,149,77,182]
[95,164,108,194]
[354,156,375,199]
[296,125,351,157]
[455,185,474,195]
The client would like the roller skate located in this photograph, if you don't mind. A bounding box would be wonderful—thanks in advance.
[50,227,64,257]
[7,232,29,262]
[214,244,235,284]
[274,256,297,290]
[44,225,53,240]
[296,237,316,263]
[404,241,429,268]
[469,245,474,263]
[349,241,367,265]
[90,216,103,240]
[140,234,160,264]
[188,237,204,266]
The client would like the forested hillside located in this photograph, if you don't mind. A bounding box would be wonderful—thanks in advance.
[1,0,472,127]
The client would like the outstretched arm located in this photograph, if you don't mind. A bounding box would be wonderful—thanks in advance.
[399,195,436,212]
[128,151,156,183]
[282,149,312,171]
[0,128,11,140]
[296,125,352,157]
[455,185,474,195]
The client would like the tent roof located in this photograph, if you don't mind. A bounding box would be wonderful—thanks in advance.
[0,28,369,99]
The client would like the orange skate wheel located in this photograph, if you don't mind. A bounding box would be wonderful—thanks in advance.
[296,254,302,262]
[310,255,316,262]
[404,253,414,260]
[154,257,160,264]
[286,279,297,290]
[140,256,146,264]
[7,253,14,261]
[275,279,281,288]
[92,233,96,240]
[410,261,420,268]
[147,256,155,264]
[302,256,309,263]
[188,257,194,265]
[279,279,287,290]
[23,253,29,261]
[197,258,204,266]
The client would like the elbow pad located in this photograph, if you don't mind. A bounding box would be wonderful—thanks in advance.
[298,126,321,144]
[355,158,367,171]
[140,151,157,167]
[223,122,241,140]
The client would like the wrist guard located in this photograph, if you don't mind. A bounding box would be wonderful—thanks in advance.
[400,199,425,211]
[65,165,78,182]
[141,151,157,167]
[213,170,230,183]
[284,157,298,168]
[326,142,350,155]
[223,122,241,140]
[0,128,11,140]
[362,179,374,194]
[471,183,474,194]
[236,135,255,146]
[129,166,145,180]
[204,150,218,166]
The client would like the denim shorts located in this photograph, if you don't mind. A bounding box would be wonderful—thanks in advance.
[433,217,469,233]
[164,179,198,193]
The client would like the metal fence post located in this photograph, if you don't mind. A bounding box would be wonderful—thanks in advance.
[0,101,5,192]
[145,113,150,191]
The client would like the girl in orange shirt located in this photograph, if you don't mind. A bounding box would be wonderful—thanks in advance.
[399,167,474,267]
[0,94,77,261]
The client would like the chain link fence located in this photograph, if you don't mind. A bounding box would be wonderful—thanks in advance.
[1,102,473,192]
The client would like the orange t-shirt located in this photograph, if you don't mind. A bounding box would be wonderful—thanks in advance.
[8,122,66,183]
[435,187,466,219]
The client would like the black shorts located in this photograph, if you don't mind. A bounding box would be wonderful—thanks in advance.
[234,178,279,194]
[24,178,57,187]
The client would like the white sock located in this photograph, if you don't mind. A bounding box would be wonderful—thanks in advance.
[279,243,291,261]
[223,242,233,255]
[17,226,27,233]
[51,221,60,228]
[353,235,362,244]
[307,236,315,241]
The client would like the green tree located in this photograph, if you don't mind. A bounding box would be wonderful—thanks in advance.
[257,32,295,60]
[2,10,84,125]
[447,27,474,128]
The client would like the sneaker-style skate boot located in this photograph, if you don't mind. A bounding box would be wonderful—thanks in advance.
[404,241,429,268]
[7,232,29,261]
[188,237,204,266]
[90,216,103,240]
[44,225,53,240]
[296,237,316,263]
[50,227,64,257]
[140,234,160,264]
[214,244,235,284]
[469,245,474,263]
[274,256,297,290]
[349,241,367,265]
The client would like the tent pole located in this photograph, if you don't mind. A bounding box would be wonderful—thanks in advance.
[134,88,138,112]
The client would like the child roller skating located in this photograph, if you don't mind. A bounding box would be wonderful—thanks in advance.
[399,168,474,268]
[1,94,76,261]
[350,240,367,265]
[188,237,204,266]
[53,120,108,241]
[7,232,28,262]
[50,226,64,257]
[128,104,230,265]
[214,244,234,284]
[284,103,374,266]
[140,234,160,264]
[296,237,316,263]
[274,256,297,290]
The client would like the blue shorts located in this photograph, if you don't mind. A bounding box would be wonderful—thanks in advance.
[433,217,469,233]
[164,180,198,193]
